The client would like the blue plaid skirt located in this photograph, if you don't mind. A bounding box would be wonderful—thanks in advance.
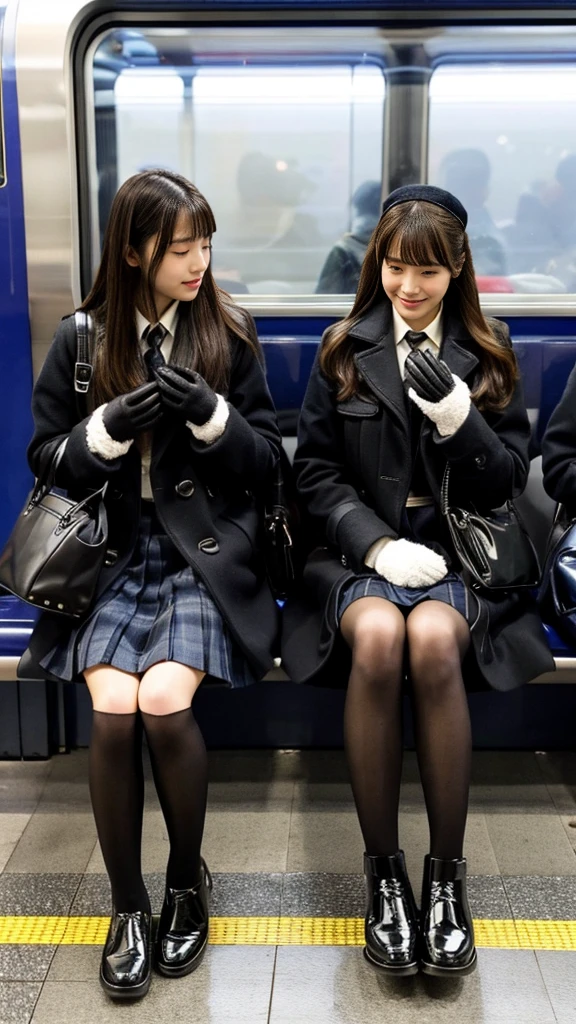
[338,571,471,623]
[40,504,257,688]
[337,505,473,626]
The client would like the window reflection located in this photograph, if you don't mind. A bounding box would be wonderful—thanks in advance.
[429,66,576,295]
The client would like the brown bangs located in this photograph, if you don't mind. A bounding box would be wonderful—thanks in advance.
[141,179,218,322]
[380,202,458,272]
[319,196,518,410]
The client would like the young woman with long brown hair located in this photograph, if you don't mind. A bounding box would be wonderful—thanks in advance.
[25,169,281,999]
[283,185,553,977]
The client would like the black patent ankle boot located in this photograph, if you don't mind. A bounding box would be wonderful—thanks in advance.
[100,910,152,999]
[363,851,419,975]
[155,860,213,977]
[420,855,477,976]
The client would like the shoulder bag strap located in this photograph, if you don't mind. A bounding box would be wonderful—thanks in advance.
[74,311,94,413]
[440,462,451,516]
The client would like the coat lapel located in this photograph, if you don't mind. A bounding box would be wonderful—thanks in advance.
[439,311,479,382]
[350,302,408,432]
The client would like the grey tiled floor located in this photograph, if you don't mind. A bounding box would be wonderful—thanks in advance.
[1,749,576,1022]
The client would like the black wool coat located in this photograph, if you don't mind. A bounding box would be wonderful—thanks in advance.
[23,312,282,680]
[282,300,554,691]
[542,362,576,514]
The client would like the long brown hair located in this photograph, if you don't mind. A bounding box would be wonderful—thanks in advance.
[81,169,258,405]
[320,200,518,411]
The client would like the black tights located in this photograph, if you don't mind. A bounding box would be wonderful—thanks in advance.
[89,707,207,912]
[142,708,208,889]
[342,598,471,860]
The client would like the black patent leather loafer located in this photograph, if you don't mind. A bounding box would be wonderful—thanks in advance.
[100,910,152,999]
[363,851,419,976]
[420,855,477,976]
[155,860,212,977]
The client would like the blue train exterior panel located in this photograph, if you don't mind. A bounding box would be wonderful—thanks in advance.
[0,1,33,550]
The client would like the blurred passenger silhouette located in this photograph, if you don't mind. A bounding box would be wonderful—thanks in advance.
[439,149,507,275]
[236,151,320,249]
[230,151,321,289]
[508,153,576,285]
[316,180,381,294]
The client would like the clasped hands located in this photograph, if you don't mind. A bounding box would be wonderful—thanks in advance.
[103,367,217,442]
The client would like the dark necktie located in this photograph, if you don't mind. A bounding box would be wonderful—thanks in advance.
[403,331,429,496]
[404,330,429,351]
[143,323,167,378]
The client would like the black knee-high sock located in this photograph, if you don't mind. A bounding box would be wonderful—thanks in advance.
[89,711,149,914]
[141,708,208,890]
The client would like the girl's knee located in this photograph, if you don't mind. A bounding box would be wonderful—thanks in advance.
[92,692,139,715]
[349,612,405,683]
[137,682,187,716]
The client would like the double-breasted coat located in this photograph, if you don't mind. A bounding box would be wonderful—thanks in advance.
[542,362,576,513]
[282,300,554,691]
[22,312,282,680]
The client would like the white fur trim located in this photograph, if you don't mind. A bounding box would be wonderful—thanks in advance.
[187,394,229,445]
[408,374,471,437]
[374,538,448,587]
[364,535,393,569]
[85,404,133,460]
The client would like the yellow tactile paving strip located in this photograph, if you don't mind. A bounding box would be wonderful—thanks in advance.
[1,916,576,950]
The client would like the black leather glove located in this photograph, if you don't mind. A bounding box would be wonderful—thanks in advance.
[102,381,163,442]
[155,365,218,426]
[404,349,455,403]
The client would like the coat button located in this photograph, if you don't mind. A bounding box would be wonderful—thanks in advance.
[198,537,220,555]
[175,480,195,497]
[474,455,486,469]
[341,555,348,567]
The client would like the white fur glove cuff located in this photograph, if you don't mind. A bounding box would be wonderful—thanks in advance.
[187,393,229,444]
[408,374,471,437]
[85,404,134,460]
[373,538,448,588]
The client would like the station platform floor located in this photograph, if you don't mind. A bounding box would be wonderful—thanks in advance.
[1,747,576,1023]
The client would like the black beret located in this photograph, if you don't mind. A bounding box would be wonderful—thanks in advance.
[381,185,468,229]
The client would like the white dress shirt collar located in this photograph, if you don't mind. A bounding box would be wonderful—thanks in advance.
[392,303,443,350]
[135,300,179,342]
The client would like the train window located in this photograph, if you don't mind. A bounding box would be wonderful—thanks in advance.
[88,28,385,299]
[429,65,576,296]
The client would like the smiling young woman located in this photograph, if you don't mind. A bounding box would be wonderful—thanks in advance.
[282,183,553,980]
[24,169,282,1000]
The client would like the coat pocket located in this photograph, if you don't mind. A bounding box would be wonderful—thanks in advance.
[336,395,379,418]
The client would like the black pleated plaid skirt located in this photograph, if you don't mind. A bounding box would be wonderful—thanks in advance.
[40,503,258,687]
[338,504,474,626]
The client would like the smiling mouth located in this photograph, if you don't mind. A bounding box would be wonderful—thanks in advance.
[399,297,425,305]
[184,279,202,287]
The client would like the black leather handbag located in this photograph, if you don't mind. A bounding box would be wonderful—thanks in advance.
[539,504,576,640]
[0,312,108,617]
[263,448,298,601]
[0,442,108,617]
[441,464,541,590]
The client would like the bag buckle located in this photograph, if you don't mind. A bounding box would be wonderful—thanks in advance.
[74,362,93,394]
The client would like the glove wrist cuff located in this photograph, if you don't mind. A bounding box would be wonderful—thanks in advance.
[409,375,471,437]
[86,405,133,460]
[187,394,229,444]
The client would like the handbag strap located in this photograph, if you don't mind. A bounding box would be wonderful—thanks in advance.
[30,440,68,505]
[440,463,451,516]
[74,311,94,405]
